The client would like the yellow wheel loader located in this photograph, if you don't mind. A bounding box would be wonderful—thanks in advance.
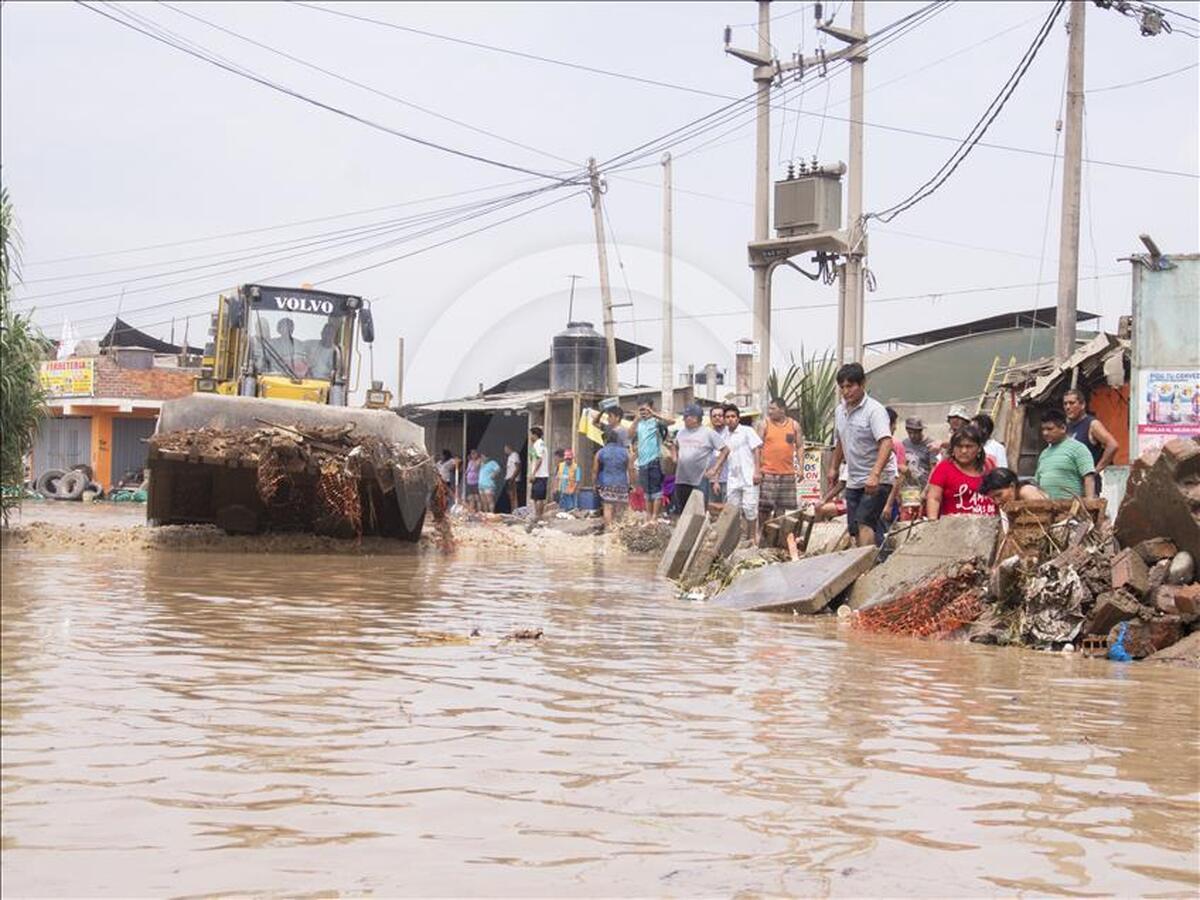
[147,285,434,539]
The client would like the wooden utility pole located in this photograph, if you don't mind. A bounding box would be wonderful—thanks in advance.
[588,156,620,395]
[1055,0,1086,362]
[661,152,674,414]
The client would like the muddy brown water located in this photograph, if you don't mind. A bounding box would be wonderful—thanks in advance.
[2,531,1198,897]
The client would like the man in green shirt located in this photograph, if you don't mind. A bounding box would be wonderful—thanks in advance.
[1034,409,1097,499]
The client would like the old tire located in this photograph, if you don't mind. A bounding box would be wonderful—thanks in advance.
[35,469,66,497]
[71,463,95,482]
[56,470,88,500]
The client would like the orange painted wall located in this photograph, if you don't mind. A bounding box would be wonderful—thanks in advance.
[1090,384,1130,465]
[89,411,113,488]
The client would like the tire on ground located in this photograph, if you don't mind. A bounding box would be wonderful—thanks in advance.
[35,469,66,497]
[71,463,95,482]
[56,470,88,501]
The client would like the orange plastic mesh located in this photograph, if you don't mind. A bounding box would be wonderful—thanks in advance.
[852,569,984,639]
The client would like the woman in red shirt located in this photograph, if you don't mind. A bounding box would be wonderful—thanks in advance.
[926,424,996,518]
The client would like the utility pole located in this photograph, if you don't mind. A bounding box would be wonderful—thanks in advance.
[588,156,620,396]
[661,152,674,415]
[1055,0,1086,363]
[566,274,582,323]
[396,336,405,405]
[842,0,867,366]
[727,1,868,398]
[749,0,772,406]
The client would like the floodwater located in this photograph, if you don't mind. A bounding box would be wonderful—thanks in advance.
[2,539,1198,898]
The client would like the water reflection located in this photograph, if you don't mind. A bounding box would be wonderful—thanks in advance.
[2,546,1197,897]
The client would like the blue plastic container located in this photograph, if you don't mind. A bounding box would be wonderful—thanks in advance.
[576,488,600,511]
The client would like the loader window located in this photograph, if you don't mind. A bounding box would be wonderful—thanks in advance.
[250,310,344,379]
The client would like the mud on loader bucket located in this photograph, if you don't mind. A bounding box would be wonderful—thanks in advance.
[147,394,434,540]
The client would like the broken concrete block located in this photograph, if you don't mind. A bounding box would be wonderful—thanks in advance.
[657,489,708,579]
[1166,551,1195,585]
[1145,630,1200,665]
[1086,590,1143,635]
[679,504,741,586]
[711,546,877,613]
[1107,616,1184,659]
[1115,437,1200,560]
[1134,537,1178,565]
[1147,559,1172,592]
[1151,587,1179,616]
[1166,583,1200,617]
[1111,547,1151,597]
[848,515,999,610]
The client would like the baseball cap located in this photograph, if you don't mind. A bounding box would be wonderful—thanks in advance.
[683,403,703,418]
[947,405,971,421]
[905,416,925,430]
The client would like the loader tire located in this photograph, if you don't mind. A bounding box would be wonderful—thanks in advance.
[35,469,66,497]
[56,470,88,501]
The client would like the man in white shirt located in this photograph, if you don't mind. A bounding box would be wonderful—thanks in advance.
[706,403,763,546]
[504,443,521,512]
[526,427,549,530]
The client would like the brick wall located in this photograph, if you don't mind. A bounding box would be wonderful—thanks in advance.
[91,355,197,401]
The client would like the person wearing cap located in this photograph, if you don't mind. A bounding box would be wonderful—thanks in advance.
[670,403,723,514]
[757,396,803,525]
[554,448,581,511]
[939,405,972,458]
[901,416,938,489]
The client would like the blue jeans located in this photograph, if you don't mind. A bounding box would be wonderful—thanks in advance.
[558,492,577,511]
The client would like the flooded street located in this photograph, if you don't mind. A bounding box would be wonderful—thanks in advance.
[2,540,1198,897]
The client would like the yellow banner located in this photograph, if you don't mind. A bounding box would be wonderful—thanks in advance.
[40,358,95,398]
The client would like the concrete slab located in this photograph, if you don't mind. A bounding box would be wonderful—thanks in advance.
[679,504,741,586]
[711,546,877,614]
[657,490,708,579]
[848,515,999,611]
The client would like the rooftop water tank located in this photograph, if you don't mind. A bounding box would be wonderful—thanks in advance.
[550,321,608,393]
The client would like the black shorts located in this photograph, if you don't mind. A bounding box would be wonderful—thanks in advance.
[845,485,891,543]
[531,477,548,501]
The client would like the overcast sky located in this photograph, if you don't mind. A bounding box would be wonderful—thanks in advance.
[3,0,1197,402]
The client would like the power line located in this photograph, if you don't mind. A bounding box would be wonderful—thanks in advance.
[20,177,542,268]
[867,1,1067,224]
[156,1,578,168]
[76,1,584,185]
[16,186,558,305]
[1087,61,1198,92]
[623,272,1129,326]
[289,0,737,102]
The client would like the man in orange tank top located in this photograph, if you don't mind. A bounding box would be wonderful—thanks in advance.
[757,397,803,526]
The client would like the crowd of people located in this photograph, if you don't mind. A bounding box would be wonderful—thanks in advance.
[432,369,1120,547]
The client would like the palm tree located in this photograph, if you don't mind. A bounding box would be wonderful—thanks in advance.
[767,346,839,445]
[1,185,48,522]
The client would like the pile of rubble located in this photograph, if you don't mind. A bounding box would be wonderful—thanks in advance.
[657,437,1200,664]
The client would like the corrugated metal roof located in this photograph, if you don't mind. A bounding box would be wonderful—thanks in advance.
[402,390,545,415]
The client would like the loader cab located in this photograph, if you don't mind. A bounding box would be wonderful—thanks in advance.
[200,284,371,406]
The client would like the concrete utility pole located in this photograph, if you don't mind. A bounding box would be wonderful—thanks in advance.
[750,0,772,405]
[727,1,868,399]
[588,156,620,396]
[841,0,867,366]
[1055,0,1086,363]
[661,152,674,415]
[396,336,404,405]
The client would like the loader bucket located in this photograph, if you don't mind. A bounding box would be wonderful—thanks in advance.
[147,394,434,540]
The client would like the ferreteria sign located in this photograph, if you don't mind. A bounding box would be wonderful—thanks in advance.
[249,284,352,317]
[40,358,96,398]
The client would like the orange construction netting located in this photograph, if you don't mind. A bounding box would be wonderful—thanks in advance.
[852,568,984,639]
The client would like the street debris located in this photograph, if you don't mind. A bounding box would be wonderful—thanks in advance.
[147,423,438,541]
[658,436,1200,664]
[616,519,673,553]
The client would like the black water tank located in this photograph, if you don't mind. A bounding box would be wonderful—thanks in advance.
[550,321,608,392]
